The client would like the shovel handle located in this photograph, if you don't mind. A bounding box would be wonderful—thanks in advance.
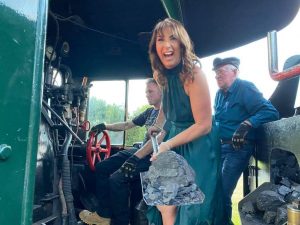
[150,132,159,154]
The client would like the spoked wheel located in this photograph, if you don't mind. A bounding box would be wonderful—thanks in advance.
[86,131,111,171]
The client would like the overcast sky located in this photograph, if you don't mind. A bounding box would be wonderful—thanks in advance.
[202,8,300,103]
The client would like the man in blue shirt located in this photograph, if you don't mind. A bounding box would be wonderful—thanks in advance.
[213,57,279,224]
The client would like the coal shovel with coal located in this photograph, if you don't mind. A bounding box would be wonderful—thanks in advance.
[140,134,205,206]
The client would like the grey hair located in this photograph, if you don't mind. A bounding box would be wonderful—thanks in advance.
[145,78,158,85]
[224,64,239,72]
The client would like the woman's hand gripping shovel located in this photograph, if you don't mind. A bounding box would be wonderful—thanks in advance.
[140,133,205,206]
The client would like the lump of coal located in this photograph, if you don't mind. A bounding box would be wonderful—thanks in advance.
[256,190,285,211]
[275,205,287,225]
[141,151,204,205]
[241,201,256,214]
[263,211,276,224]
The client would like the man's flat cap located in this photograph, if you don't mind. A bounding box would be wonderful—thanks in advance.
[212,57,240,70]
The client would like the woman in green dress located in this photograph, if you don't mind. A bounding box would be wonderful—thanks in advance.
[146,18,225,225]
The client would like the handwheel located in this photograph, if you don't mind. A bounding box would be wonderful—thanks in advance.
[86,131,111,171]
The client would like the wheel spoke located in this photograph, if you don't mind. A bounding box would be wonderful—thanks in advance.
[93,153,98,163]
[100,148,108,153]
[99,135,105,144]
[96,153,101,161]
[86,131,111,171]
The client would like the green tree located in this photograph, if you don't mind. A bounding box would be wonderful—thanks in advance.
[125,105,151,146]
[88,97,150,146]
[88,97,125,144]
[88,97,107,125]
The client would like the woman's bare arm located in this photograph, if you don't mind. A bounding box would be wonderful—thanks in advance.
[159,64,212,152]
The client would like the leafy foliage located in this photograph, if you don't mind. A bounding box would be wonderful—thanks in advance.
[88,97,124,144]
[88,97,149,146]
[125,105,150,146]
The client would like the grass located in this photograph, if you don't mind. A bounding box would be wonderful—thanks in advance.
[232,176,243,225]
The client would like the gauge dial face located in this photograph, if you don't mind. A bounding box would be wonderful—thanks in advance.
[62,42,70,56]
[46,46,56,61]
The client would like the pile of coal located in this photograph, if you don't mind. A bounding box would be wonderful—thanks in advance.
[141,151,205,205]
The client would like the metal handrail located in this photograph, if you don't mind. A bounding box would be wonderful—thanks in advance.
[267,30,300,81]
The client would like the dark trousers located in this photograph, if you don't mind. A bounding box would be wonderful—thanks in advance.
[221,144,253,223]
[95,150,151,225]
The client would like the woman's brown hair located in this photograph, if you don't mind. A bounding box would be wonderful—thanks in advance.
[149,18,199,87]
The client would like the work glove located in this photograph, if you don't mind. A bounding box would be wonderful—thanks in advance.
[90,123,106,133]
[120,155,140,179]
[232,121,252,149]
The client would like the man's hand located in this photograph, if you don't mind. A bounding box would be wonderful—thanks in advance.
[90,123,106,133]
[148,125,162,136]
[232,121,252,149]
[120,155,140,178]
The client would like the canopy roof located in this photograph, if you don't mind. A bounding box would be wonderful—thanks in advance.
[48,0,300,79]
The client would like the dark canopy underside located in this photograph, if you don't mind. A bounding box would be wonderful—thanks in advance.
[48,0,300,79]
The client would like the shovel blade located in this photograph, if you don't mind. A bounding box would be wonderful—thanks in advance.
[140,151,205,206]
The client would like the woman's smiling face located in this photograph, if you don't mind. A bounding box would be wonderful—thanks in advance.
[155,27,182,69]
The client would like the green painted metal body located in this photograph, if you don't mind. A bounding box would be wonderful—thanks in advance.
[0,0,298,224]
[160,0,183,21]
[0,1,48,224]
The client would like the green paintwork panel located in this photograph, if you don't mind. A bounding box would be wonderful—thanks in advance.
[160,0,183,22]
[0,0,47,224]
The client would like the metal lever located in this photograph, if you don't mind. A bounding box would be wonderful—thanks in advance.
[150,133,159,154]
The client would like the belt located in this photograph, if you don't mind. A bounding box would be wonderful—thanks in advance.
[220,139,232,145]
[220,139,255,145]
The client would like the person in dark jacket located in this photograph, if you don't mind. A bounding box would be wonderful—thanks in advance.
[213,57,279,224]
[79,78,162,225]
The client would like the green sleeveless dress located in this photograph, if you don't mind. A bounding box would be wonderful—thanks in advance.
[146,66,225,225]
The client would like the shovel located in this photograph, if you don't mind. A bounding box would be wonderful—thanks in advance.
[140,133,205,206]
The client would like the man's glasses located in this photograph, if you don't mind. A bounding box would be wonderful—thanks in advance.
[215,68,229,75]
[215,67,236,75]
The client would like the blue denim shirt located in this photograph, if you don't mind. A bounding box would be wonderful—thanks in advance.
[214,78,279,141]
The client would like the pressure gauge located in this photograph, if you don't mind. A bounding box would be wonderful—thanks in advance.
[61,41,70,57]
[45,45,57,61]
